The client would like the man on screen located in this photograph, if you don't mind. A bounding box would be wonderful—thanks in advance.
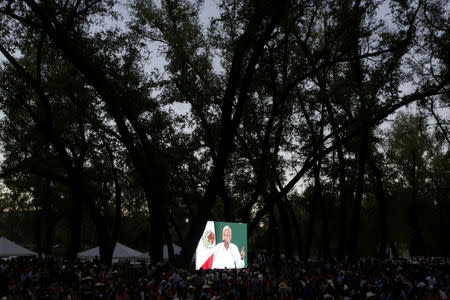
[211,225,245,269]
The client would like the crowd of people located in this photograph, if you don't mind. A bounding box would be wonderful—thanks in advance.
[0,255,448,300]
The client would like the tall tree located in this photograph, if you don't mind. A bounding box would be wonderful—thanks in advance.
[385,112,431,255]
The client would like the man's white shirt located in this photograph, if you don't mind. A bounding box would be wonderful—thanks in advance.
[211,242,245,269]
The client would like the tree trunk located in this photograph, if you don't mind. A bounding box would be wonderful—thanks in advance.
[85,195,114,265]
[305,170,319,260]
[66,197,82,261]
[141,150,171,263]
[44,220,53,255]
[336,144,349,261]
[107,142,122,252]
[436,195,448,258]
[324,89,349,261]
[33,177,55,257]
[33,179,43,257]
[286,199,303,259]
[42,179,54,256]
[92,141,123,266]
[98,239,115,266]
[147,196,165,263]
[34,209,42,257]
[220,182,234,221]
[43,220,54,255]
[276,201,293,259]
[391,242,398,259]
[368,152,389,259]
[267,209,274,263]
[409,162,425,256]
[270,207,280,267]
[164,224,175,260]
[168,210,184,247]
[313,161,330,260]
[348,128,369,261]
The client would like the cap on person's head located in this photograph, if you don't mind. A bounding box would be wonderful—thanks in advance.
[202,284,210,289]
[327,279,335,288]
[279,282,287,289]
[366,291,377,298]
[223,225,232,235]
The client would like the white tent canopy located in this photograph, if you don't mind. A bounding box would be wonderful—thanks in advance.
[0,237,37,257]
[78,242,144,260]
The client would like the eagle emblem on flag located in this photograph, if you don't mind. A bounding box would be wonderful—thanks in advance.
[202,229,215,249]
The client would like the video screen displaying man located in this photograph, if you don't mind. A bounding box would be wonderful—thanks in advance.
[211,225,245,269]
[195,221,247,269]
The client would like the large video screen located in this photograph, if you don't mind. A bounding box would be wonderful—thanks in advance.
[195,221,247,269]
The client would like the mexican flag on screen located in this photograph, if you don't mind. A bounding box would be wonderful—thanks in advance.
[195,220,216,270]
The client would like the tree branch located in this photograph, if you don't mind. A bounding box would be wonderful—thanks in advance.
[248,80,449,234]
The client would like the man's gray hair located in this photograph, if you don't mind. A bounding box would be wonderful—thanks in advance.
[222,225,232,235]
